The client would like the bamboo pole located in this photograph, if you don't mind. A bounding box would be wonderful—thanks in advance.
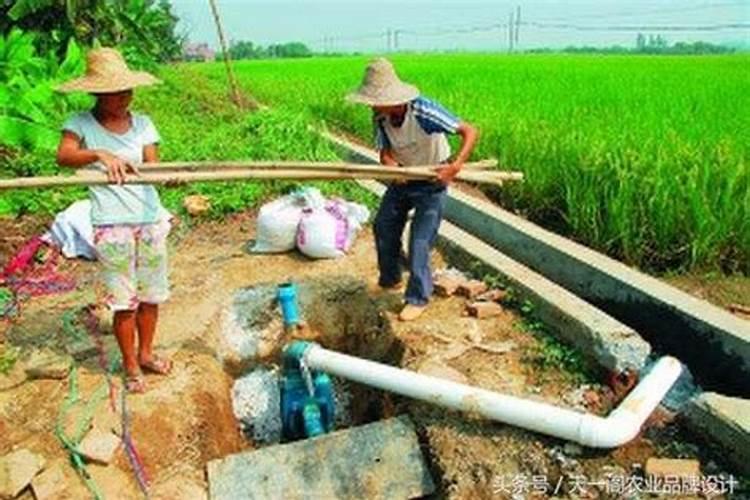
[0,161,522,190]
[142,159,500,172]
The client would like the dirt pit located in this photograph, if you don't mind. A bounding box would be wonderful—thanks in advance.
[221,275,402,445]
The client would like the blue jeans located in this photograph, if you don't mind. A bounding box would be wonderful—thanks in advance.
[373,181,447,306]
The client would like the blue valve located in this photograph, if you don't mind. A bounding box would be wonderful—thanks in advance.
[277,282,300,328]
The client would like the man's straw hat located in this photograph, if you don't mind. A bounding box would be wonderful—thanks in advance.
[57,47,160,94]
[347,58,419,106]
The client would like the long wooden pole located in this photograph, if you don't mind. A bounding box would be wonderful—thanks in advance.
[143,159,500,172]
[0,162,522,190]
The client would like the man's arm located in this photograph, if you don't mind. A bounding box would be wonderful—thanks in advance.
[380,148,398,167]
[436,122,479,184]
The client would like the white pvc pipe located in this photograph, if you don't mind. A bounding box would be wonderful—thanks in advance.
[302,344,682,448]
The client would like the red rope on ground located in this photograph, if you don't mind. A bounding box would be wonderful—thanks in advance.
[0,236,76,319]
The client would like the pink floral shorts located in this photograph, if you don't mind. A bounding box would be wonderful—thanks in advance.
[93,220,170,311]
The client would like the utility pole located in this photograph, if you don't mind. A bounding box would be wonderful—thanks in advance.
[508,10,514,52]
[394,29,400,52]
[208,0,244,107]
[515,5,521,49]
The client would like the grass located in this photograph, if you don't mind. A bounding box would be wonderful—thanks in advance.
[190,54,749,274]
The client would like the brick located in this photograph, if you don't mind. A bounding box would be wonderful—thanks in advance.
[433,275,465,297]
[466,301,504,319]
[456,280,488,299]
[645,458,701,480]
[0,449,45,499]
[78,428,121,465]
[476,289,507,303]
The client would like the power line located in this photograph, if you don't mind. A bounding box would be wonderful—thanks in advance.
[526,21,750,32]
[307,19,749,52]
[535,1,749,23]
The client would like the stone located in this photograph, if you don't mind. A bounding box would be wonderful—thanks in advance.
[183,195,211,216]
[456,279,488,299]
[466,301,504,319]
[0,449,45,499]
[31,461,71,500]
[476,289,508,303]
[418,359,469,385]
[78,428,121,465]
[681,392,750,476]
[644,458,700,480]
[23,349,72,380]
[433,275,465,297]
[207,416,435,500]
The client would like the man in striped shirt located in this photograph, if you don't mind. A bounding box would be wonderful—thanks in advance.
[348,58,478,321]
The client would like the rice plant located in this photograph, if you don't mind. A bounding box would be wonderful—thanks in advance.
[195,54,749,272]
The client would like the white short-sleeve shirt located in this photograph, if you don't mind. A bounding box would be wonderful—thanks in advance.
[63,111,164,226]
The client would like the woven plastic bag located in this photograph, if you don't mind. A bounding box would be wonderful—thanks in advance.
[297,200,369,259]
[251,188,325,253]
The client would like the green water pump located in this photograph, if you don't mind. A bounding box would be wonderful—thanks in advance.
[281,341,335,440]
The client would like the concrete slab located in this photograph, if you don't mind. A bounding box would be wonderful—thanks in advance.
[325,131,750,396]
[682,392,750,476]
[207,416,435,500]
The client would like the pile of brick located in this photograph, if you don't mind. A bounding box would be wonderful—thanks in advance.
[433,269,507,319]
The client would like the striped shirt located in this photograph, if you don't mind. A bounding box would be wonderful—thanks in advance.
[374,96,461,150]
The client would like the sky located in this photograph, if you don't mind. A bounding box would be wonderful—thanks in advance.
[171,0,750,52]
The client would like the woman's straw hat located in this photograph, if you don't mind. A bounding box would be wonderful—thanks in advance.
[347,58,419,106]
[57,47,161,93]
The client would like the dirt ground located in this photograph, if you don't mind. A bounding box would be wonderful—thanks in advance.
[0,212,746,499]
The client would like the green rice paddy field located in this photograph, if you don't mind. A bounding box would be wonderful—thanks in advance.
[192,54,749,274]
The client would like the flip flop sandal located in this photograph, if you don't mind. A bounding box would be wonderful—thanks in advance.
[140,356,173,376]
[126,374,146,394]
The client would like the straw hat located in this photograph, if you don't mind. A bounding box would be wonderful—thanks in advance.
[347,58,419,106]
[57,47,161,93]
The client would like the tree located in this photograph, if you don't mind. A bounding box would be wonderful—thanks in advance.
[636,33,646,52]
[1,0,183,67]
[226,40,312,60]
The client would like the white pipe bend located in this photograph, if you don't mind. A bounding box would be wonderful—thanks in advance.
[302,344,682,448]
